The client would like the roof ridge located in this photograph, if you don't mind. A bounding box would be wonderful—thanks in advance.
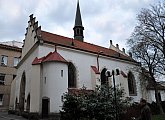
[41,30,73,41]
[41,30,137,63]
[41,30,121,53]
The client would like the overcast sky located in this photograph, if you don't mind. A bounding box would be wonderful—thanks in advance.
[0,0,161,52]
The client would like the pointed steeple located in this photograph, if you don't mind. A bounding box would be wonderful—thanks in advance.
[73,0,84,42]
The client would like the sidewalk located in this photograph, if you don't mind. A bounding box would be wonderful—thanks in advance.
[0,112,60,120]
[0,112,27,120]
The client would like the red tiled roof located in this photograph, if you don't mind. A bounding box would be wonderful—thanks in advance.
[42,51,68,63]
[41,31,137,63]
[68,88,94,95]
[91,66,100,74]
[32,57,45,65]
[32,51,67,65]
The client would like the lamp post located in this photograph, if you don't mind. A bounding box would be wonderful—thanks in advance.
[112,70,118,120]
[106,69,120,120]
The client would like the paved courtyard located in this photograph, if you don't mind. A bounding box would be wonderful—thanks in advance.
[0,112,27,120]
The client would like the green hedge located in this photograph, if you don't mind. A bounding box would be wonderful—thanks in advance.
[153,114,165,120]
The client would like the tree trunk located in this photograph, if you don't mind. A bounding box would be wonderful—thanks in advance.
[153,80,164,114]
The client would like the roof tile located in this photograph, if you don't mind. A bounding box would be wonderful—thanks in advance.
[41,31,137,63]
[32,51,67,65]
[42,51,68,63]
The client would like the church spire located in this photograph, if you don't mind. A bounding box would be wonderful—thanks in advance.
[73,0,84,42]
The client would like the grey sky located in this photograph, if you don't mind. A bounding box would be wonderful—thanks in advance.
[0,0,159,51]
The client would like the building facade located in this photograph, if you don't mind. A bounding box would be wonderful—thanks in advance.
[9,2,145,117]
[0,42,21,111]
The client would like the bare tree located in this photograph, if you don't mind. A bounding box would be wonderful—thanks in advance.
[127,1,165,114]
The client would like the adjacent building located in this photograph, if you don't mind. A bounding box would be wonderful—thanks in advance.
[0,41,22,111]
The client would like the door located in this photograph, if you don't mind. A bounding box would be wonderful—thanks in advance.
[42,98,49,118]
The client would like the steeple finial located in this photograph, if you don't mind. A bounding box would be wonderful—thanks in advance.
[73,0,84,42]
[75,0,82,26]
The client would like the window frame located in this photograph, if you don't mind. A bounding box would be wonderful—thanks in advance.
[0,73,5,85]
[127,71,137,96]
[13,57,20,67]
[1,55,8,66]
[0,94,3,106]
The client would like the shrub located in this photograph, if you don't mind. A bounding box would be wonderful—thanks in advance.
[61,85,132,120]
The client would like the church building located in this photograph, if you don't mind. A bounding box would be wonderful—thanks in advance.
[9,1,144,117]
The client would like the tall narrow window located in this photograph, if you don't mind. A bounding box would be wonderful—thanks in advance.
[1,55,8,66]
[68,62,76,88]
[127,71,137,95]
[44,77,46,84]
[14,57,20,66]
[0,73,5,85]
[0,94,3,105]
[61,70,63,77]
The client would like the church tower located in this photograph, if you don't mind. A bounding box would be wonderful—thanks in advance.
[73,0,84,42]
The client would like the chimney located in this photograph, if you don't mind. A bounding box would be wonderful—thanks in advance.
[110,40,112,45]
[122,48,125,53]
[116,44,119,49]
[129,52,132,57]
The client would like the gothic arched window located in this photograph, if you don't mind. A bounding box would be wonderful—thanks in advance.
[68,62,76,88]
[19,71,26,112]
[127,71,137,95]
[101,68,108,85]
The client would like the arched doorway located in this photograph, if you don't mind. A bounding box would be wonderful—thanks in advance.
[101,68,108,85]
[19,72,26,112]
[26,94,30,112]
[68,62,76,88]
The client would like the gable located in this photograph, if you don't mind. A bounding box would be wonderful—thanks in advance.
[21,14,41,59]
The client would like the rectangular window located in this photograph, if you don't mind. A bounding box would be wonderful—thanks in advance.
[61,70,63,77]
[44,77,46,84]
[0,94,3,105]
[14,57,20,66]
[1,55,8,66]
[0,73,5,85]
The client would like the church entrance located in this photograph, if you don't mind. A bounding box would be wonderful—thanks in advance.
[42,98,49,118]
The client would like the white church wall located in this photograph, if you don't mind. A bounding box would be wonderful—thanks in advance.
[160,90,165,101]
[91,68,101,90]
[13,46,40,111]
[30,65,41,112]
[38,44,55,58]
[99,57,142,102]
[11,40,144,114]
[57,47,97,89]
[58,46,141,102]
[42,62,68,113]
[147,90,165,103]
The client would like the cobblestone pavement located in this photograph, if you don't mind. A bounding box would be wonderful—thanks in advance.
[0,112,27,120]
